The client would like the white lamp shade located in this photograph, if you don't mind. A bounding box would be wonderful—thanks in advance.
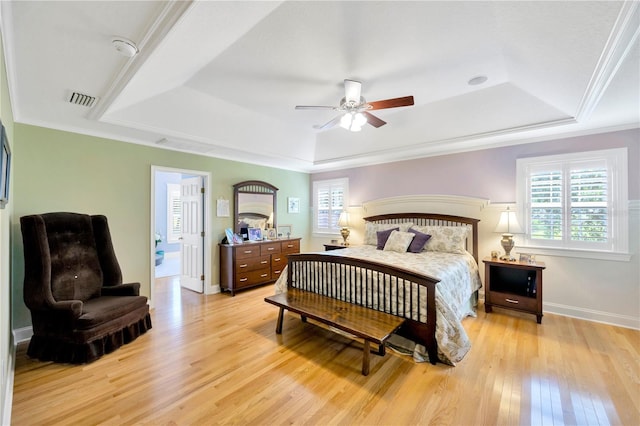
[267,212,274,227]
[338,211,350,227]
[494,209,523,234]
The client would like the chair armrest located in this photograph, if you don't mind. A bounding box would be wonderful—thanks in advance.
[46,300,83,321]
[101,282,141,296]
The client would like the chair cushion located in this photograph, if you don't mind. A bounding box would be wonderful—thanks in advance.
[76,296,149,330]
[43,213,103,301]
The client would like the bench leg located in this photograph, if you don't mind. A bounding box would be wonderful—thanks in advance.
[362,340,370,376]
[275,307,285,334]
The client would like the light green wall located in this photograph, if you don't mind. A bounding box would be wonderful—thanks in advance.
[1,26,15,424]
[11,124,310,329]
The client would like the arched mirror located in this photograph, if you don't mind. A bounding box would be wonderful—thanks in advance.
[234,180,278,237]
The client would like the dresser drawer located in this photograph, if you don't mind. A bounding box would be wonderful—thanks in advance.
[261,242,281,255]
[488,291,538,312]
[281,240,300,254]
[235,245,261,260]
[271,254,287,270]
[236,255,270,273]
[236,268,271,288]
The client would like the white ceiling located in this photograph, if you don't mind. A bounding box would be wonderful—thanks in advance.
[1,1,638,172]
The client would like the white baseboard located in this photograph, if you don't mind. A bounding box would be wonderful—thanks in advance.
[13,326,32,344]
[2,337,16,425]
[544,302,640,330]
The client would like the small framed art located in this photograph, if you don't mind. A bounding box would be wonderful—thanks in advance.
[277,224,292,238]
[287,197,300,213]
[265,228,277,240]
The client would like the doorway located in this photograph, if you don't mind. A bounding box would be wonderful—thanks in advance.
[150,166,212,306]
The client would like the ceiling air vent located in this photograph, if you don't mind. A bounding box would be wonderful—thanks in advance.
[68,92,97,108]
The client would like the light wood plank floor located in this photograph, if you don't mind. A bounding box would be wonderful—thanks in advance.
[12,277,640,425]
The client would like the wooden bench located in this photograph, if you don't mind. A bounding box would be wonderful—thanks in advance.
[265,288,406,376]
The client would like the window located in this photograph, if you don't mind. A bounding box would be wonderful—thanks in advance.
[516,148,628,254]
[166,183,182,243]
[313,178,348,234]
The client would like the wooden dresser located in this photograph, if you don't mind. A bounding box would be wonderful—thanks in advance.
[219,238,301,296]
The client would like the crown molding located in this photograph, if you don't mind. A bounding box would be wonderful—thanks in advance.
[575,1,640,121]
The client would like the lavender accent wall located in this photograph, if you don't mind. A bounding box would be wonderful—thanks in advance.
[312,129,639,204]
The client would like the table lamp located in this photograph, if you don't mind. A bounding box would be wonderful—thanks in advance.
[338,211,350,245]
[494,207,523,261]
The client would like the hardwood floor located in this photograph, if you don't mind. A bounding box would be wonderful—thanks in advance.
[12,277,640,425]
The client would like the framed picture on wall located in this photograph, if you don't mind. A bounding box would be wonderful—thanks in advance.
[287,197,300,213]
[0,120,11,209]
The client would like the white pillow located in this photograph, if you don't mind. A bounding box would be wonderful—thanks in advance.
[411,225,469,254]
[364,222,414,245]
[383,230,415,253]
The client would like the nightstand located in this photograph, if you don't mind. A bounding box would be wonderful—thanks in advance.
[483,257,546,324]
[323,244,347,251]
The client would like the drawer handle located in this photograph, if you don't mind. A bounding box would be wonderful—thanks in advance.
[239,264,248,268]
[239,278,248,282]
[505,298,519,304]
[261,260,268,264]
[243,250,253,254]
[267,247,274,251]
[287,244,293,248]
[274,257,281,262]
[260,273,268,278]
[274,270,281,274]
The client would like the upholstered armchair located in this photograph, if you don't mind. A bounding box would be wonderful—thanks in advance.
[21,212,152,363]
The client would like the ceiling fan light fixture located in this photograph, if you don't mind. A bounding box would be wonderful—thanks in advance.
[340,112,367,132]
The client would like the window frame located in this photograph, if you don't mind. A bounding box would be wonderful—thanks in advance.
[312,177,349,236]
[516,148,629,260]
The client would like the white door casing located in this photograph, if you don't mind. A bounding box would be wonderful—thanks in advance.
[180,176,204,293]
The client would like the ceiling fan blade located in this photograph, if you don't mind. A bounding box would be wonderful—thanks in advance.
[344,79,362,104]
[367,95,414,110]
[363,111,386,128]
[295,105,337,110]
[313,115,342,130]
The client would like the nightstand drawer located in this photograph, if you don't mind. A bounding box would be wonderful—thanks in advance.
[488,291,538,312]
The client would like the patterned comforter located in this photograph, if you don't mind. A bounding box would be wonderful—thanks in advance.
[274,245,482,365]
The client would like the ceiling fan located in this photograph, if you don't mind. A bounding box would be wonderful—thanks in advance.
[295,79,414,132]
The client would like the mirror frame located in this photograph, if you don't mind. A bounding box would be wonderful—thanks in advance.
[233,180,278,234]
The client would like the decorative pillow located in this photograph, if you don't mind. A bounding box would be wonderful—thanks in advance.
[407,228,431,253]
[383,231,415,253]
[412,225,469,254]
[376,227,399,250]
[364,222,414,245]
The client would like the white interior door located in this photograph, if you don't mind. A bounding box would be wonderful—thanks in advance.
[180,176,204,293]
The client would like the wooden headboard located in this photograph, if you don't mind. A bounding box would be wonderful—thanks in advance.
[363,213,480,262]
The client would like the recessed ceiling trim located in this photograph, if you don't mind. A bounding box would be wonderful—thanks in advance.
[575,1,639,121]
[313,117,577,166]
[87,0,195,121]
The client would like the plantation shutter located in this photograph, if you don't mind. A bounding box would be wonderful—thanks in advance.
[569,162,608,243]
[313,178,348,234]
[530,169,563,241]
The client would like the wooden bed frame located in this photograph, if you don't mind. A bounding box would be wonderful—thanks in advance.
[283,213,480,365]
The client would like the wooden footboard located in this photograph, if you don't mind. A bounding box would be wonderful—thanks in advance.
[285,253,441,364]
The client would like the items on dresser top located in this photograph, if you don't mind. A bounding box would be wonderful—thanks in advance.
[219,238,301,296]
